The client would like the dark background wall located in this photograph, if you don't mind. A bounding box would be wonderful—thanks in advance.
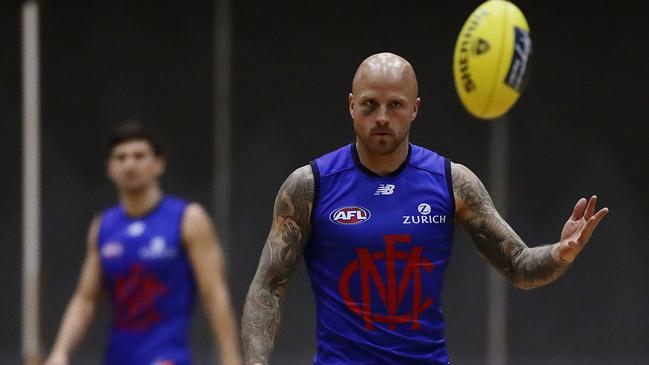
[1,1,23,363]
[1,0,647,364]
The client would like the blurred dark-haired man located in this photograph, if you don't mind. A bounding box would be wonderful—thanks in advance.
[45,121,242,365]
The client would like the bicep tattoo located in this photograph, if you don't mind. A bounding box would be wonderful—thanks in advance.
[263,166,313,291]
[452,163,567,289]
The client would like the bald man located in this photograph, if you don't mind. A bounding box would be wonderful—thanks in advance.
[241,53,608,365]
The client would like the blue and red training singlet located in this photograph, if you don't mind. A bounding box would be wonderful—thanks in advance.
[97,196,195,365]
[304,143,455,364]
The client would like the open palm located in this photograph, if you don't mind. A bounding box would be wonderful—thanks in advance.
[555,196,609,264]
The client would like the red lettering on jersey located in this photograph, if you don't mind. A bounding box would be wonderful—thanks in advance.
[114,264,168,330]
[338,234,434,330]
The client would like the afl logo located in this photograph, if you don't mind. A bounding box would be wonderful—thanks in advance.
[330,206,371,225]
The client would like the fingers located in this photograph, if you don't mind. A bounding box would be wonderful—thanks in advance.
[584,195,598,220]
[560,200,608,263]
[571,195,602,221]
[593,207,609,224]
[579,207,609,244]
[571,197,588,220]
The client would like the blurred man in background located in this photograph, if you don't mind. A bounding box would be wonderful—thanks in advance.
[44,121,241,365]
[241,53,608,364]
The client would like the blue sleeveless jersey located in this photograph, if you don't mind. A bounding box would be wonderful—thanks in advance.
[304,143,455,365]
[97,196,195,365]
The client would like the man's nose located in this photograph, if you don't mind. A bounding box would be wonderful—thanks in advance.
[376,105,389,124]
[123,156,137,168]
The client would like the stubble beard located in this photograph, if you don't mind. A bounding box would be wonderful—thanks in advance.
[357,132,407,156]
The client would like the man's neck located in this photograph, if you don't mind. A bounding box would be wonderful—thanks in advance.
[118,184,163,217]
[355,139,409,176]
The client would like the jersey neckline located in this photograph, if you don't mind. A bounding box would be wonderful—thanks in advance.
[350,143,412,178]
[119,194,167,220]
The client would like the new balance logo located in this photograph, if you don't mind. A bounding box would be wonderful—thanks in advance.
[374,184,395,196]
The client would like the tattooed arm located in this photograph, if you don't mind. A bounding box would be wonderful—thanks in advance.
[452,163,608,289]
[242,165,314,365]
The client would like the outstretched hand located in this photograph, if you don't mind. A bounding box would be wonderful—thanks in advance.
[553,195,609,264]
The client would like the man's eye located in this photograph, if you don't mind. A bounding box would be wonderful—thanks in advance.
[392,101,402,107]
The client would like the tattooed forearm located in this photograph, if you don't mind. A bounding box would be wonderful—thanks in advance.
[452,163,568,289]
[242,165,314,364]
[242,281,280,365]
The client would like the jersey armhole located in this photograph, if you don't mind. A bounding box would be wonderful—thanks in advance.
[444,158,456,220]
[179,201,191,249]
[94,213,105,250]
[309,160,321,227]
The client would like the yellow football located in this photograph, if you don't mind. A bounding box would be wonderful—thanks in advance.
[453,0,532,119]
